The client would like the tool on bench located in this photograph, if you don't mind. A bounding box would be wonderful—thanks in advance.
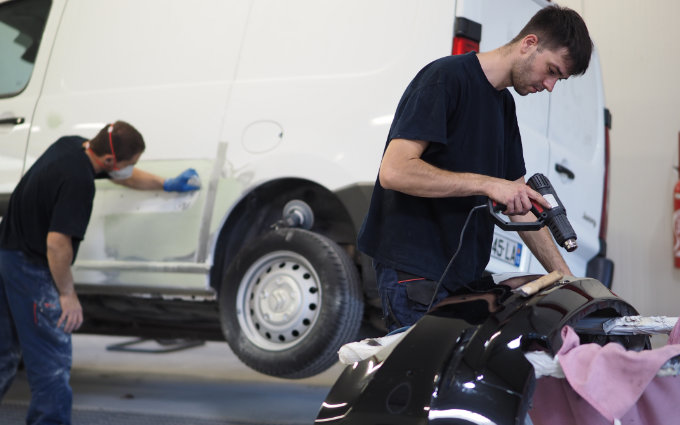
[488,172,578,252]
[514,270,564,297]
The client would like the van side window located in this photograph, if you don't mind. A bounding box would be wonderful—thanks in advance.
[0,0,51,98]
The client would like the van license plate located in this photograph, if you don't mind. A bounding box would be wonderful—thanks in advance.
[491,235,522,267]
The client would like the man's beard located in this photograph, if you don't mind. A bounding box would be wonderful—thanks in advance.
[511,51,538,96]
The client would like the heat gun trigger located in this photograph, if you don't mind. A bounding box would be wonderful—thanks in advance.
[487,173,578,252]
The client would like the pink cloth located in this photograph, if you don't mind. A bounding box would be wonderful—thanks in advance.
[531,320,680,425]
[531,375,680,425]
[669,318,680,344]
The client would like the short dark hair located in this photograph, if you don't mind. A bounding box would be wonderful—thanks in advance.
[90,120,145,161]
[511,5,593,76]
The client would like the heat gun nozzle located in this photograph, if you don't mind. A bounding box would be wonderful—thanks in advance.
[563,239,578,252]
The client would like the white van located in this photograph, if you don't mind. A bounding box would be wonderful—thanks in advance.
[0,0,612,378]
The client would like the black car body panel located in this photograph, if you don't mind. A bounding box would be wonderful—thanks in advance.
[316,277,646,425]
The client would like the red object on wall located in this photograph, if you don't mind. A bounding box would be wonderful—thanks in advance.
[674,132,680,267]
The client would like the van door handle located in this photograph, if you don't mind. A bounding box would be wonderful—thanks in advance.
[0,117,25,125]
[554,163,575,180]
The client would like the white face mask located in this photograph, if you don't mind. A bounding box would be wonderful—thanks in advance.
[108,165,134,180]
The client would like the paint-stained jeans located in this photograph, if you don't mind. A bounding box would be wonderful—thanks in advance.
[0,249,72,425]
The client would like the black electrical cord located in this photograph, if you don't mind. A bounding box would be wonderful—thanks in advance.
[426,203,487,311]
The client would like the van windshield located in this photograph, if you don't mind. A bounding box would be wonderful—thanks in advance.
[0,0,51,98]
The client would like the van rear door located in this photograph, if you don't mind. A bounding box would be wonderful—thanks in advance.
[543,50,608,277]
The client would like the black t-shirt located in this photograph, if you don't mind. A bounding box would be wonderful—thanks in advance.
[357,53,526,291]
[0,136,96,265]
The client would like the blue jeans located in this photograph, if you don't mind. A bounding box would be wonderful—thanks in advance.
[374,262,450,332]
[0,249,72,425]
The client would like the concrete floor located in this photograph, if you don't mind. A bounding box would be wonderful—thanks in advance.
[1,334,345,424]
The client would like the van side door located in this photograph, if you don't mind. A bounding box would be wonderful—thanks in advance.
[0,0,63,205]
[25,0,251,292]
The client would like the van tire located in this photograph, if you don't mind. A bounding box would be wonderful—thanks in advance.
[219,228,363,379]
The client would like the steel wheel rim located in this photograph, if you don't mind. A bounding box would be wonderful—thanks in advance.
[235,250,322,351]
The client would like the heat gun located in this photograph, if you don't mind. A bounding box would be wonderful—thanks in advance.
[488,173,578,252]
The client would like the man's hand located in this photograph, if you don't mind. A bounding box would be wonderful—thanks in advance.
[488,178,551,215]
[57,292,83,333]
[163,168,201,192]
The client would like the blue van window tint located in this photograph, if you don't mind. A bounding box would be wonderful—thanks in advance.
[0,0,51,98]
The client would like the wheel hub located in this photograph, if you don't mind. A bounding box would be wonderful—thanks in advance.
[258,276,302,325]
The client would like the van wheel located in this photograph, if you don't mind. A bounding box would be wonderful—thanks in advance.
[219,228,363,379]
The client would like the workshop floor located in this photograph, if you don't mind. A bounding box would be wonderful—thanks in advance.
[0,335,343,425]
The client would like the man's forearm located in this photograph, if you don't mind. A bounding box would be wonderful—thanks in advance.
[379,139,551,215]
[512,214,572,276]
[114,168,164,190]
[380,138,497,198]
[46,231,83,332]
[46,231,75,294]
[383,163,497,198]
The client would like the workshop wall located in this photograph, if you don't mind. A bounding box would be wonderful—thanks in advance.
[557,0,680,317]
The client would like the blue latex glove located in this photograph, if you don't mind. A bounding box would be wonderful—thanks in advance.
[163,168,201,192]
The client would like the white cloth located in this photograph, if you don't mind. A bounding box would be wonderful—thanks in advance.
[525,351,566,379]
[338,329,410,364]
[602,315,678,335]
[524,350,680,379]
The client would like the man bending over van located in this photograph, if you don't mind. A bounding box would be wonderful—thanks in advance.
[0,121,199,424]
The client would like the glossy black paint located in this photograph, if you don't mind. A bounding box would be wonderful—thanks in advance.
[316,277,645,425]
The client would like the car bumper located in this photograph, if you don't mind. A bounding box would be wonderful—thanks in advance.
[316,277,643,425]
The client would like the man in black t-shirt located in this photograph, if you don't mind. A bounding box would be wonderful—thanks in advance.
[0,121,200,424]
[358,6,593,331]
